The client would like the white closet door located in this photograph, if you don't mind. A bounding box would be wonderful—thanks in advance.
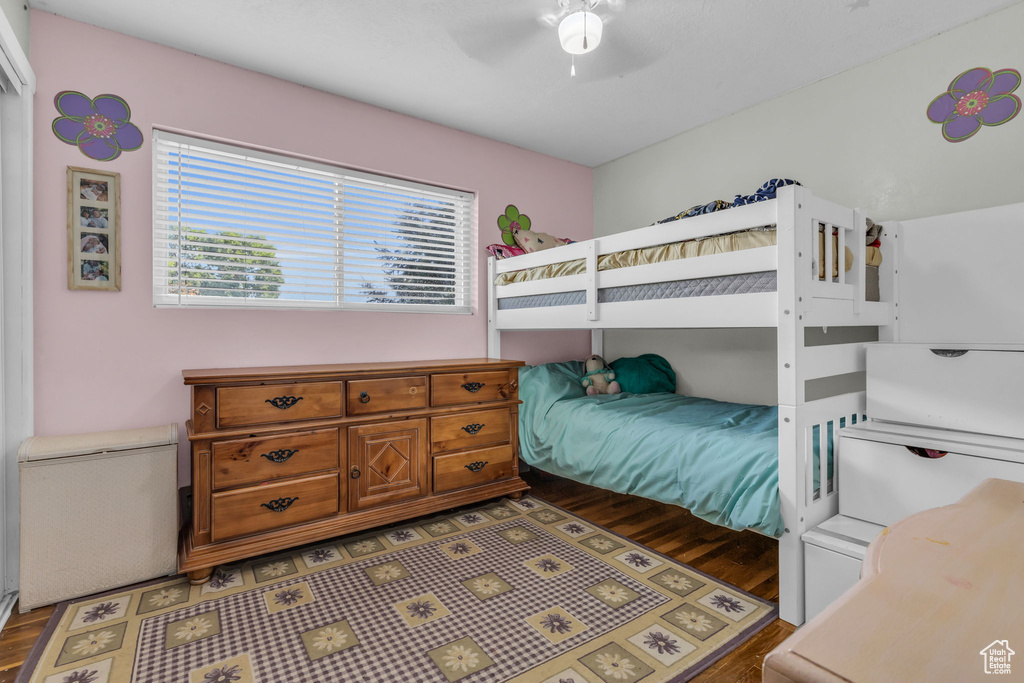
[0,12,35,626]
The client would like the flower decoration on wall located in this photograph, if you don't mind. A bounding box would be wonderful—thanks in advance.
[926,67,1021,143]
[52,91,144,161]
[497,204,531,246]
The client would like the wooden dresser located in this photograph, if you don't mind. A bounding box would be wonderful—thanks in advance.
[180,358,528,583]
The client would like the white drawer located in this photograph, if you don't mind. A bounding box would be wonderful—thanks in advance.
[839,432,1024,527]
[803,544,864,623]
[802,514,883,622]
[866,343,1024,440]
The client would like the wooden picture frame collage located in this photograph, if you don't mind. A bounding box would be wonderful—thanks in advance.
[67,166,121,291]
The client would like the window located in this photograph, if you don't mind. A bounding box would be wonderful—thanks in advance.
[153,130,474,313]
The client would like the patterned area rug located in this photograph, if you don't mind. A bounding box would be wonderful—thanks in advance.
[20,496,776,682]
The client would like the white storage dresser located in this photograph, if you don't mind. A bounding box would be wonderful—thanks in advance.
[802,418,1024,621]
[866,343,1024,440]
[18,424,179,611]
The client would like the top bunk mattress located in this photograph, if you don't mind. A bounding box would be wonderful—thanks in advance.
[495,227,776,286]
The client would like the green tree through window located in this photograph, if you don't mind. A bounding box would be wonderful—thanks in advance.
[169,228,284,298]
[360,201,457,306]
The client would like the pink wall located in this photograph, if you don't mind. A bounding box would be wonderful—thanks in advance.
[31,12,592,474]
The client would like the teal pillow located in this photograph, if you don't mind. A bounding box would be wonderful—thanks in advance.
[609,354,676,394]
[519,361,587,403]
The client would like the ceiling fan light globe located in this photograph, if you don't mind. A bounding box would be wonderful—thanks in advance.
[558,10,603,55]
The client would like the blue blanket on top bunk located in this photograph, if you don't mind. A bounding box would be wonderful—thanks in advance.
[519,361,783,537]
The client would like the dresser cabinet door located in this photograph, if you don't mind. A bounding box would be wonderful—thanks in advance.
[348,419,428,511]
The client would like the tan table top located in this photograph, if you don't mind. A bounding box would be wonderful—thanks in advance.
[764,478,1024,682]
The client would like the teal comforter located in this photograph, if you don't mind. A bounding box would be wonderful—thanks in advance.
[519,362,783,537]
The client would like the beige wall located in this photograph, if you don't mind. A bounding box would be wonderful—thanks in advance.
[0,0,28,54]
[593,2,1024,405]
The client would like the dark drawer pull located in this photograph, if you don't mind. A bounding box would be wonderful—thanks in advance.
[351,466,362,479]
[906,446,948,459]
[464,461,488,472]
[266,395,303,409]
[261,496,299,512]
[461,423,485,435]
[359,391,371,404]
[930,349,968,358]
[261,448,298,463]
[461,382,485,393]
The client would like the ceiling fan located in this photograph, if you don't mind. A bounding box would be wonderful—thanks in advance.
[445,0,670,81]
[557,0,604,77]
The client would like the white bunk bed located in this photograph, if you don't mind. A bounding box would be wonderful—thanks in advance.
[486,184,896,626]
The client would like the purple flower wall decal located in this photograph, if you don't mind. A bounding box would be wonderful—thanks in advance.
[52,91,144,161]
[926,67,1021,142]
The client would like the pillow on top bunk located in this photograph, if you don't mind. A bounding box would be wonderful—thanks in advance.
[485,243,527,259]
[513,229,570,253]
[609,354,676,394]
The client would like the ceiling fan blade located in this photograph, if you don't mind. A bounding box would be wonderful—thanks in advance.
[569,0,683,81]
[447,19,548,66]
[445,0,557,66]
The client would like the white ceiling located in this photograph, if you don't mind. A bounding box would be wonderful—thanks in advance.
[29,0,1021,167]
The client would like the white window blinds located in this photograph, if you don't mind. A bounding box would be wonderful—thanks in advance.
[153,130,474,313]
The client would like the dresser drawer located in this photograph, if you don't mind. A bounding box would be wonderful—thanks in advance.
[431,370,515,407]
[212,428,340,490]
[346,376,427,416]
[216,382,342,428]
[431,407,512,454]
[211,473,339,542]
[839,433,1024,527]
[433,445,515,493]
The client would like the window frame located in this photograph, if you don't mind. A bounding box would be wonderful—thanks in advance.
[152,130,475,314]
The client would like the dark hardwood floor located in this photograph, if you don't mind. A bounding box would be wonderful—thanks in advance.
[0,471,795,682]
[523,471,795,682]
[0,601,53,683]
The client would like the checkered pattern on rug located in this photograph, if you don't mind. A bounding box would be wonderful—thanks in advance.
[131,518,669,682]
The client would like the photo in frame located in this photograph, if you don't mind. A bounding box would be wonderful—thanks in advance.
[67,166,121,290]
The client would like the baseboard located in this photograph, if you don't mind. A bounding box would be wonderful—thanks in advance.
[0,590,17,627]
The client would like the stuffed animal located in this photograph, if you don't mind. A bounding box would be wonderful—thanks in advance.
[581,354,622,396]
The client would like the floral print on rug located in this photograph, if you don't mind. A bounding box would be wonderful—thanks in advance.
[526,606,588,645]
[428,636,495,682]
[188,653,256,683]
[263,581,314,614]
[579,642,655,682]
[300,620,359,662]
